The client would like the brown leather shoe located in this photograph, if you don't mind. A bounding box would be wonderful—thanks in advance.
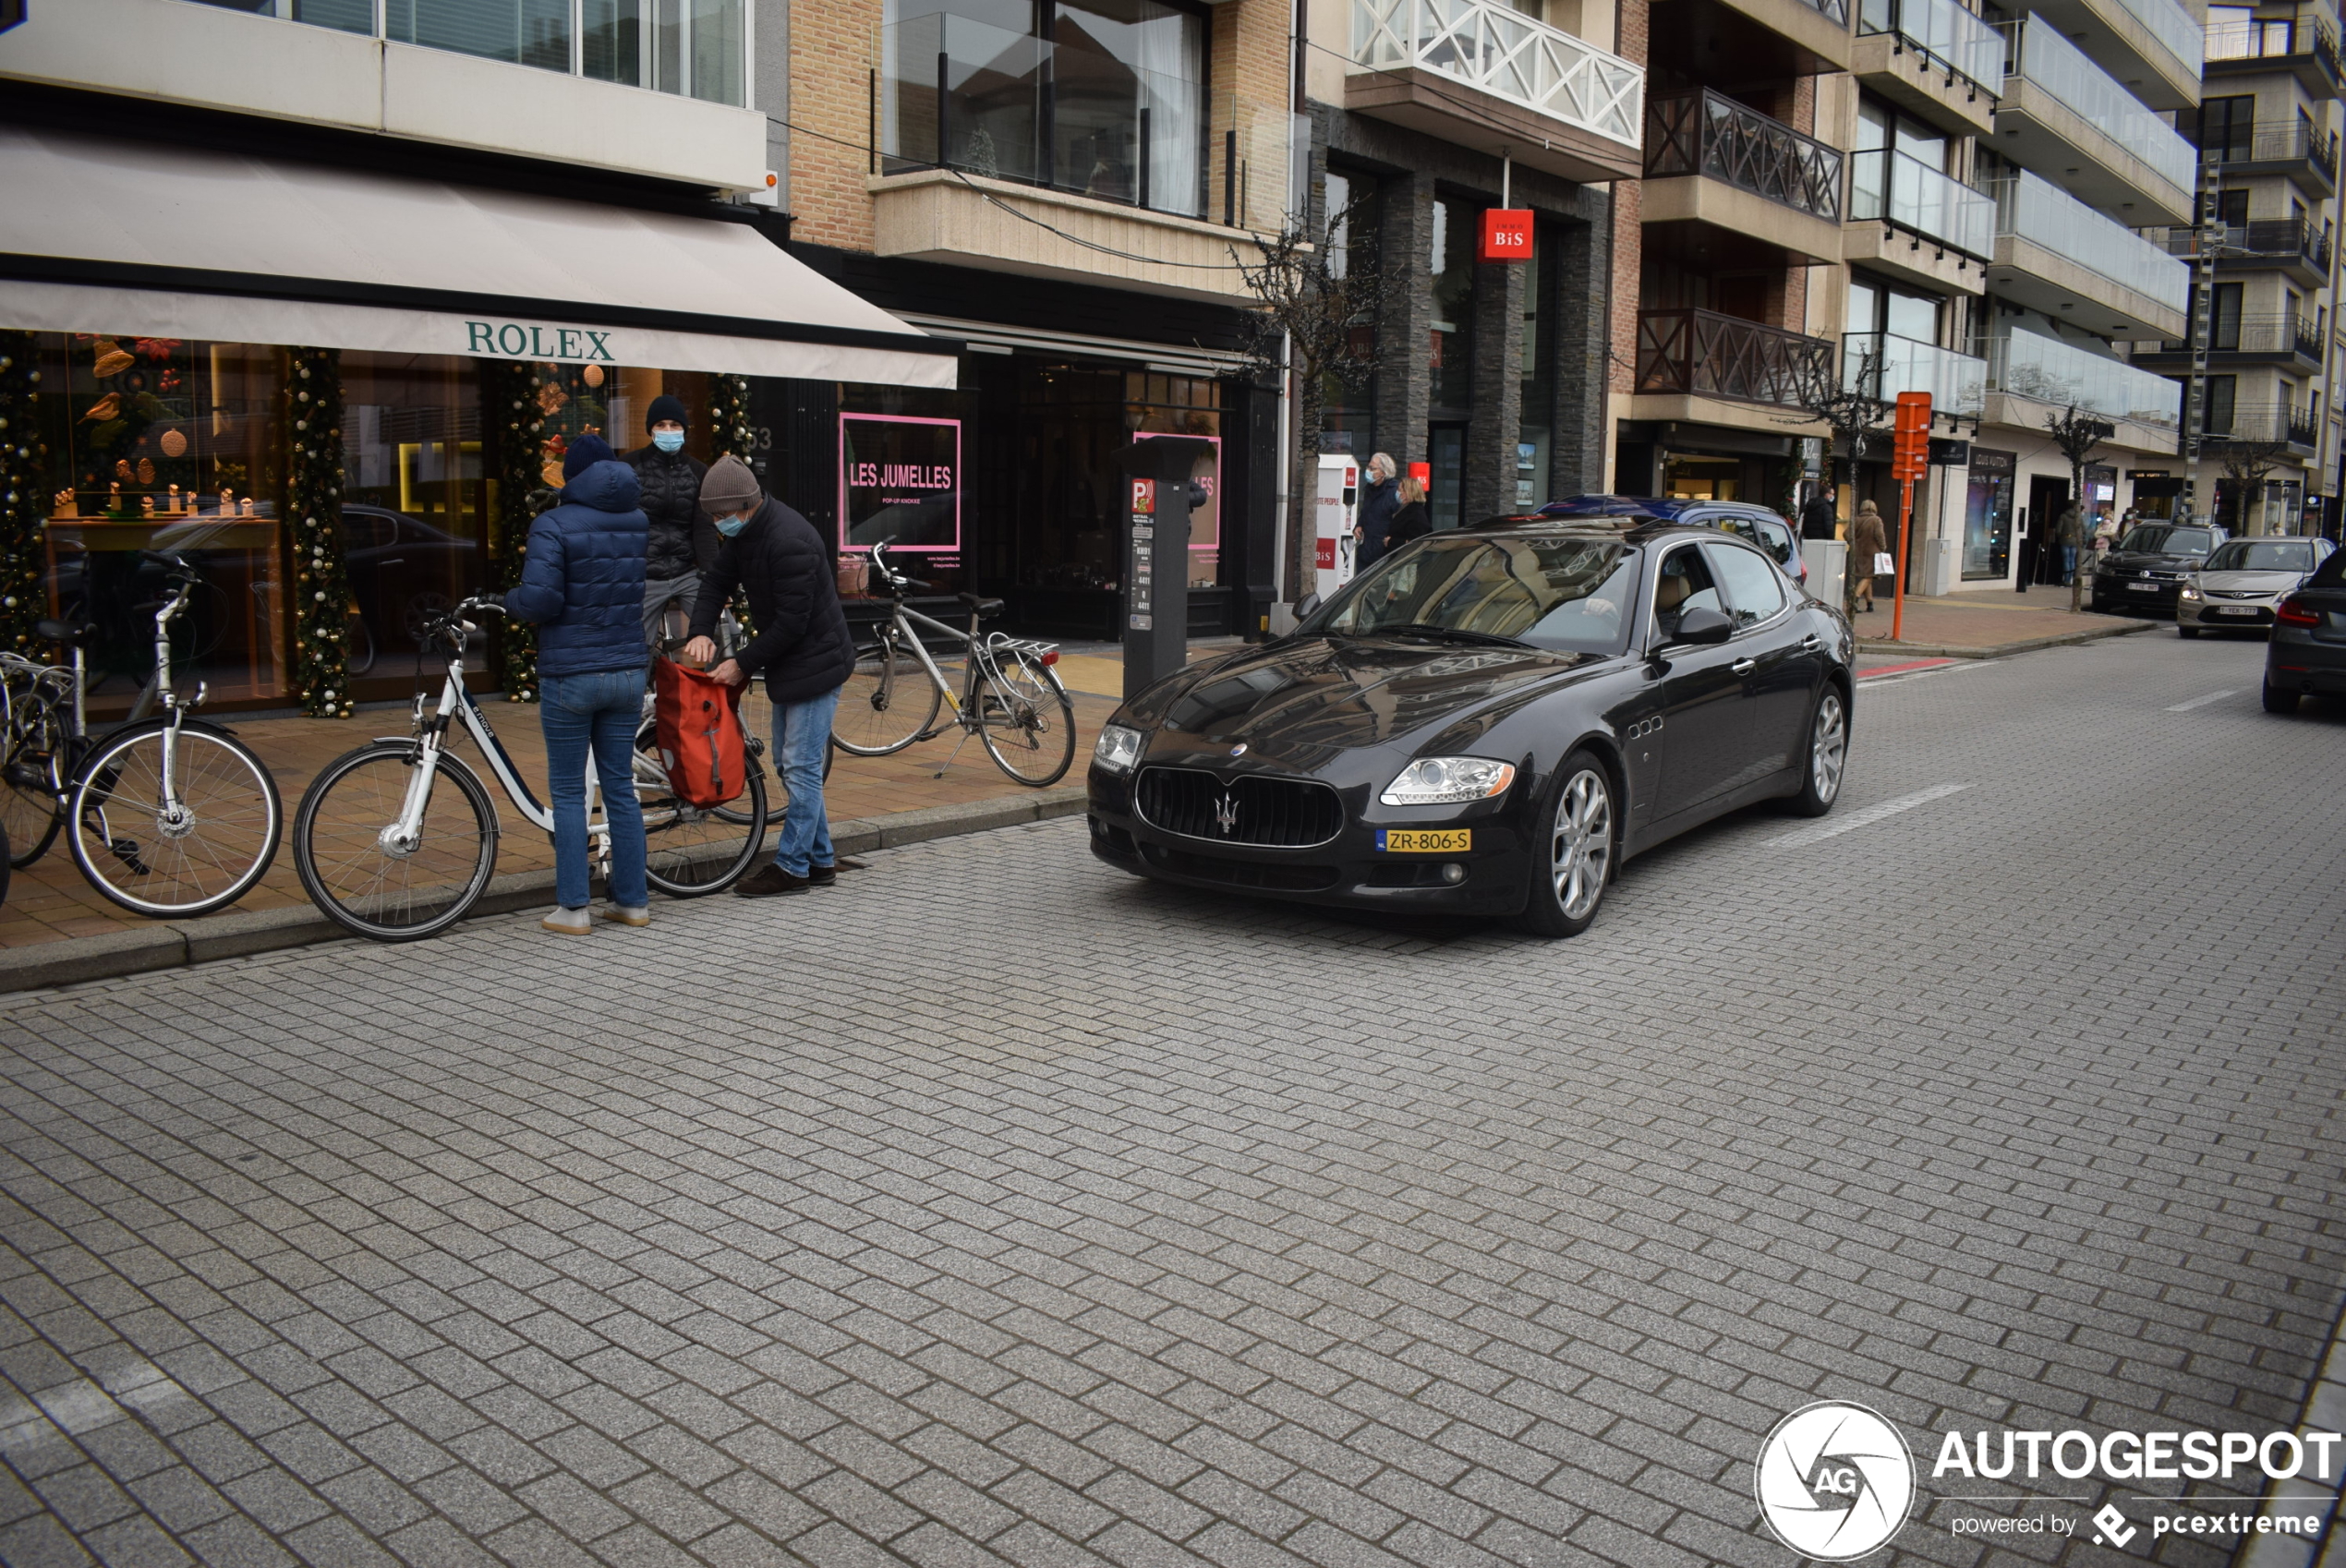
[808,856,866,887]
[734,863,810,898]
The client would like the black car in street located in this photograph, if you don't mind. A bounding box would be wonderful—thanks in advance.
[2265,544,2346,712]
[1086,517,1856,937]
[2089,524,2219,614]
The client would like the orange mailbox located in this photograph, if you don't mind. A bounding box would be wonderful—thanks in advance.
[1478,209,1534,263]
[1890,392,1932,481]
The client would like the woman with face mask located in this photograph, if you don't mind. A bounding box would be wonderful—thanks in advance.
[626,394,718,653]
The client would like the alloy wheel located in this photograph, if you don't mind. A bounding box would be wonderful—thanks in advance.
[1550,767,1613,921]
[1810,692,1846,804]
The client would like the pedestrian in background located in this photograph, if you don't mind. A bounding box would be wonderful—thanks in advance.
[1354,452,1399,570]
[627,393,716,654]
[1386,476,1432,554]
[503,434,650,935]
[1799,487,1838,542]
[2054,501,2086,584]
[1849,498,1888,614]
[683,457,860,898]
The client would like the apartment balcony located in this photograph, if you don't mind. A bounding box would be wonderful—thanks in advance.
[1348,0,1644,183]
[1844,149,1993,293]
[2204,12,2343,101]
[2200,125,2340,196]
[1995,18,2195,226]
[2147,218,2335,288]
[1981,328,2183,452]
[1711,0,1856,77]
[2023,0,2206,112]
[2134,313,2323,368]
[1844,331,1988,416]
[1853,0,2001,139]
[1634,308,1834,428]
[1980,170,2190,339]
[1641,90,1845,262]
[2201,401,2320,449]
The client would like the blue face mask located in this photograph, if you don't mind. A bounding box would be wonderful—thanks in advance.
[652,428,685,453]
[714,513,751,538]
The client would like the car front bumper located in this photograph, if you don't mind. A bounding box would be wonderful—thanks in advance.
[2094,574,2184,610]
[2178,597,2277,627]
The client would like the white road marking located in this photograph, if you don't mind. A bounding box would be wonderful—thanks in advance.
[1765,782,1971,848]
[2164,689,2239,712]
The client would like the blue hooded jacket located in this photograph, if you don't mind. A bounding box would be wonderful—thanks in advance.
[504,459,649,679]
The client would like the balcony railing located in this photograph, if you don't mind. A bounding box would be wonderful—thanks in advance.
[1644,90,1844,220]
[2000,18,2197,195]
[1850,148,1994,256]
[2112,0,2208,75]
[2206,13,2342,79]
[1351,0,1645,149]
[1985,170,2190,311]
[1982,329,2183,429]
[2155,313,2322,356]
[2148,218,2335,273]
[1787,0,1853,27]
[2201,125,2341,182]
[2202,401,2319,445]
[1637,308,1833,407]
[1856,0,2005,90]
[1844,331,1987,415]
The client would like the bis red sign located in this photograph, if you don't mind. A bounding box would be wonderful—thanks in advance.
[1478,209,1533,263]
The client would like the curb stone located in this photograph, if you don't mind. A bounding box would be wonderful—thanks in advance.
[1856,619,2156,659]
[0,783,1093,995]
[2237,1292,2346,1568]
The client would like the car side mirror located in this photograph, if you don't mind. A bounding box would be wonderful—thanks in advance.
[1295,591,1323,621]
[1667,606,1735,646]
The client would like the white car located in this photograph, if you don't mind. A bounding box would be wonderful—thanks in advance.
[2176,537,2336,636]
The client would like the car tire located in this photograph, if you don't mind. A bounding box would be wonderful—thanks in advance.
[2262,677,2301,715]
[2177,626,2199,639]
[1787,684,1848,818]
[1518,750,1614,941]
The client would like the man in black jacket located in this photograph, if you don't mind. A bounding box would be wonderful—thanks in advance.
[683,457,860,898]
[627,394,717,653]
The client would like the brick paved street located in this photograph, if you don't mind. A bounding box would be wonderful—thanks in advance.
[0,631,2339,1568]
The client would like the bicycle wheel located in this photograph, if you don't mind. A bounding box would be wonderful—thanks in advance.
[629,725,769,896]
[2,705,63,869]
[975,652,1076,786]
[832,629,939,755]
[68,720,282,917]
[295,742,499,941]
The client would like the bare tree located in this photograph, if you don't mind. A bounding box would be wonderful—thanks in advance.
[2213,438,2291,534]
[1782,342,1886,615]
[1230,199,1394,609]
[2043,404,2113,611]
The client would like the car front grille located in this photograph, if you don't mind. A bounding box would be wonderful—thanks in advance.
[1133,768,1345,849]
[1140,844,1340,890]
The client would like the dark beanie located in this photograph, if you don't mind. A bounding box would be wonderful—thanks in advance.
[562,434,614,481]
[699,454,762,516]
[646,394,689,433]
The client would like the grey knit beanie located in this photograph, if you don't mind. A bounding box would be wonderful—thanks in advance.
[699,454,762,517]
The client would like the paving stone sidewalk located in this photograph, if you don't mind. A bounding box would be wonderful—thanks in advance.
[0,633,2339,1568]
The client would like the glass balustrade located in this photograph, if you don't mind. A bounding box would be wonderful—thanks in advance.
[1844,331,1986,415]
[2002,18,2196,193]
[1983,328,2183,428]
[1848,149,1995,257]
[1985,170,2190,312]
[1856,0,2004,89]
[2112,0,2205,73]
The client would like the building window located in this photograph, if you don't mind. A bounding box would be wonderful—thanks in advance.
[2211,282,2243,351]
[1430,195,1480,416]
[1320,168,1380,454]
[2199,93,2255,160]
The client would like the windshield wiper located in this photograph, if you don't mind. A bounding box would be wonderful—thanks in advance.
[1366,622,1531,648]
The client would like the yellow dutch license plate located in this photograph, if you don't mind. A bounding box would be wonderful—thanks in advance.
[1377,828,1470,853]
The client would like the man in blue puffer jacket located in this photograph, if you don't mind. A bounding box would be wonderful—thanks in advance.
[503,435,651,935]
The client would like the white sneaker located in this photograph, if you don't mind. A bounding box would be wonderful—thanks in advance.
[542,906,593,935]
[600,904,650,928]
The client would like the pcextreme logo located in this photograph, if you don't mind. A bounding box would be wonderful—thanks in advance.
[1753,1403,1916,1561]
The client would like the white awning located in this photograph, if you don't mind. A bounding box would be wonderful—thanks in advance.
[0,126,959,388]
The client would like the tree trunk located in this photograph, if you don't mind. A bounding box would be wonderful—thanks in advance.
[2067,460,2086,613]
[1286,367,1326,610]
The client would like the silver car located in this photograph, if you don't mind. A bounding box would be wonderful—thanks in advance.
[2176,536,2336,636]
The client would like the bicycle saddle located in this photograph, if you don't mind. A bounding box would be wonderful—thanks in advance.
[34,619,94,645]
[959,593,1006,616]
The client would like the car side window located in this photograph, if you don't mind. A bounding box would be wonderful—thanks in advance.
[1703,542,1785,628]
[1653,545,1723,636]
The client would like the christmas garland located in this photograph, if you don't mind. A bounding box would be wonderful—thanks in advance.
[285,347,353,718]
[482,359,548,701]
[0,332,44,654]
[709,373,755,459]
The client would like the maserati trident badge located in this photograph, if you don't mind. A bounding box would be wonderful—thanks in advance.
[1215,792,1240,836]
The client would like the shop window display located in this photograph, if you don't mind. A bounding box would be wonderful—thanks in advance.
[1013,365,1219,596]
[338,354,490,679]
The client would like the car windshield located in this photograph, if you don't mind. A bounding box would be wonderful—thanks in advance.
[1316,536,1639,655]
[2118,525,2214,557]
[2206,540,2316,572]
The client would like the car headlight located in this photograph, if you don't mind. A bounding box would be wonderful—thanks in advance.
[1092,723,1144,775]
[1380,756,1518,806]
[2180,585,2200,600]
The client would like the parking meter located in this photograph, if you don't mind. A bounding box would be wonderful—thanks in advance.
[1116,435,1216,701]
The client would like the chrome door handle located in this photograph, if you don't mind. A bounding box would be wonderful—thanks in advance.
[1800,634,1822,651]
[1731,658,1757,675]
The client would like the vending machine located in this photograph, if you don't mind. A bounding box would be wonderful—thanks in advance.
[1314,454,1360,601]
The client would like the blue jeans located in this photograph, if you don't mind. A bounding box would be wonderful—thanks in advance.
[771,687,839,876]
[540,668,649,911]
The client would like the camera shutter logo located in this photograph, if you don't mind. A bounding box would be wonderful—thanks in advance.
[1754,1402,1916,1560]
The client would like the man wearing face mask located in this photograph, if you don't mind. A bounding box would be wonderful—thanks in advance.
[683,457,859,897]
[626,393,717,652]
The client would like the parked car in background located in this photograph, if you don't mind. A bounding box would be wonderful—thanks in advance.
[2177,537,2335,636]
[1535,497,1808,591]
[2088,524,2219,614]
[2264,546,2346,712]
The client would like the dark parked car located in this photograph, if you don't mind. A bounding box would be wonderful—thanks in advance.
[1536,496,1809,590]
[1086,517,1856,937]
[2089,524,2219,614]
[2264,545,2346,712]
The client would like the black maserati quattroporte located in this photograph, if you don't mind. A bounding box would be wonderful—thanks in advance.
[1086,516,1856,936]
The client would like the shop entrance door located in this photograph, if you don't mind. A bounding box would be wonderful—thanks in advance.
[2028,476,2072,585]
[1427,424,1466,529]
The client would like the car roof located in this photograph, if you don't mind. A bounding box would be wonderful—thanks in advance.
[1536,494,1785,522]
[1458,514,1754,549]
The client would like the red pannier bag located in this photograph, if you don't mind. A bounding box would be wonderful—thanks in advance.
[652,657,747,808]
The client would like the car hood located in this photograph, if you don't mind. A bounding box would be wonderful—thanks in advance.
[1127,636,1600,770]
[2193,570,2302,591]
[2103,550,2207,571]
